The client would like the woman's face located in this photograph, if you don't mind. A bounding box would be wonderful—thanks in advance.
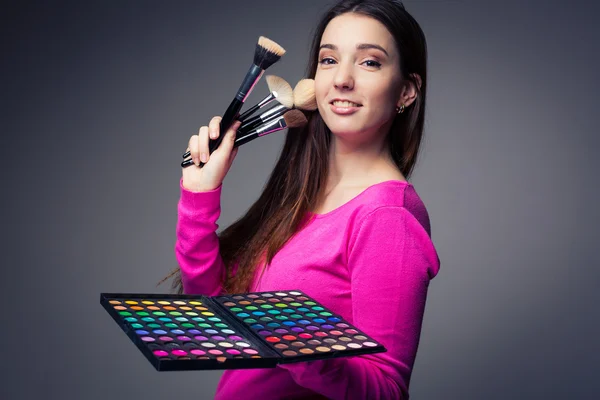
[315,13,403,143]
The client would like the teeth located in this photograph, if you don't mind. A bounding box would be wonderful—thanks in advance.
[333,100,360,107]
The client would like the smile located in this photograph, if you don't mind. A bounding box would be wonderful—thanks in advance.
[331,100,362,107]
[329,99,362,115]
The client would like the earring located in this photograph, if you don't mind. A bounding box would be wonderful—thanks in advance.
[396,104,405,114]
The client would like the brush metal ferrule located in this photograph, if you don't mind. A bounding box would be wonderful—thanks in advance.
[256,117,286,136]
[238,92,277,122]
[261,104,288,121]
[234,117,286,147]
[257,92,276,107]
[236,63,264,102]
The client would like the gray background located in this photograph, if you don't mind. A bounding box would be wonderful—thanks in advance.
[1,0,598,399]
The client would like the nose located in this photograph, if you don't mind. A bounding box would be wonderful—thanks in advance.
[333,61,354,90]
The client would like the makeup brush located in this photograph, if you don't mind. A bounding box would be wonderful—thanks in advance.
[181,36,285,162]
[238,78,317,133]
[234,109,307,147]
[180,110,307,167]
[238,75,294,121]
[239,103,289,133]
[293,79,317,111]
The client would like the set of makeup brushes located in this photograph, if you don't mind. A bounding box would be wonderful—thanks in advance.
[181,36,316,168]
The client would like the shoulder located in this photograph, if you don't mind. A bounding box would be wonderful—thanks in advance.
[345,182,441,279]
[348,180,431,237]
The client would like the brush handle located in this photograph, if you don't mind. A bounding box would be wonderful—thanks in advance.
[204,98,240,154]
[182,117,286,167]
[238,103,260,123]
[209,63,264,152]
[239,115,263,133]
[233,132,260,148]
[181,111,255,160]
[238,92,276,121]
[236,64,264,102]
[181,157,197,168]
[181,98,243,162]
[181,123,243,167]
[181,130,267,167]
[234,119,286,147]
[182,63,265,162]
[240,104,288,132]
[208,64,264,153]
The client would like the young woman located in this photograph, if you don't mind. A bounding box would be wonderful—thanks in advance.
[169,0,440,398]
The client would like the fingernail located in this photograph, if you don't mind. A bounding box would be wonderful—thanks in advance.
[200,153,208,163]
[210,132,217,139]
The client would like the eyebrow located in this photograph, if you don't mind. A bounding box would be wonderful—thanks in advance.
[319,43,389,57]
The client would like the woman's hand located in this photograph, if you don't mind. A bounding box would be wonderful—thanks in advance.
[182,116,241,192]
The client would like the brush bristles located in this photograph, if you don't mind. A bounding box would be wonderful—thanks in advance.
[283,109,308,129]
[293,79,317,111]
[265,75,294,109]
[254,36,286,70]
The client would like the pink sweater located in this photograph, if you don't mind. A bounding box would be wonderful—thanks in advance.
[175,179,440,399]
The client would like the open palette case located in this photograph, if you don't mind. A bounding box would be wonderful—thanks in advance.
[101,289,386,371]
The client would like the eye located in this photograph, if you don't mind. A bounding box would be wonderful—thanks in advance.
[362,60,382,68]
[319,57,336,65]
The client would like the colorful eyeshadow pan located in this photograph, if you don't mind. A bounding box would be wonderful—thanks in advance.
[215,290,385,364]
[101,290,384,371]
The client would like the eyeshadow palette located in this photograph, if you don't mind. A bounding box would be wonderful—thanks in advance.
[101,290,386,371]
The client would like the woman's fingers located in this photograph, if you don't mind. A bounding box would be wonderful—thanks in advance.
[218,120,242,156]
[209,116,222,140]
[187,134,198,166]
[195,126,209,165]
[181,117,241,192]
[186,116,237,168]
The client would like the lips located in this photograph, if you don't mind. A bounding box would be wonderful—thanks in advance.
[329,100,361,115]
[330,99,362,107]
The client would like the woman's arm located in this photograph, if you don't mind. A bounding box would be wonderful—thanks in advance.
[176,117,241,295]
[175,179,228,296]
[279,206,440,399]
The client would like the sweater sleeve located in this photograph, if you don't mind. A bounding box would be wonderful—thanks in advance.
[174,178,227,296]
[278,206,440,399]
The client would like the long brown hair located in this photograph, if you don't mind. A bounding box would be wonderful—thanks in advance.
[161,0,428,294]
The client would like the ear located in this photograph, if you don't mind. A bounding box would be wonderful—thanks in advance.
[396,73,422,108]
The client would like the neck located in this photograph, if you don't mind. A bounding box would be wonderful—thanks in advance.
[325,131,396,190]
